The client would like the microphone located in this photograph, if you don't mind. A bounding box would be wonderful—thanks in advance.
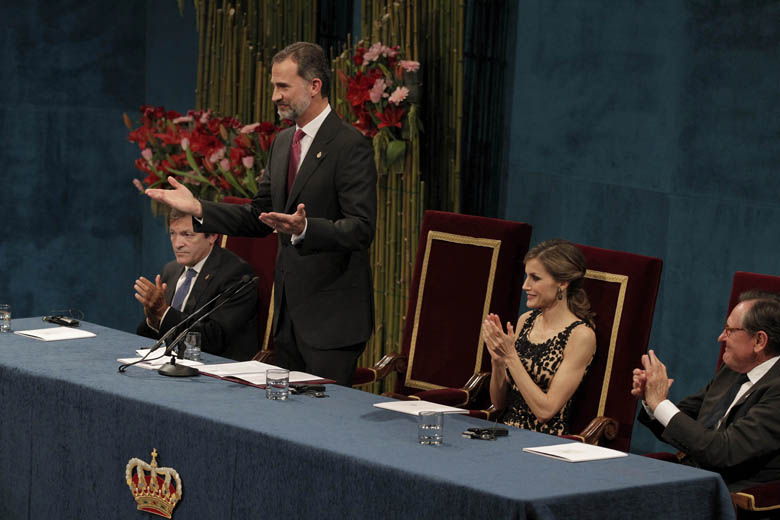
[118,274,254,373]
[152,274,252,354]
[157,275,258,377]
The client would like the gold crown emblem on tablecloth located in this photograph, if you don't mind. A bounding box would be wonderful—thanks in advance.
[125,449,182,519]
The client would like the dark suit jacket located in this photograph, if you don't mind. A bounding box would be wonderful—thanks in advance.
[137,245,260,361]
[639,361,780,489]
[195,109,376,350]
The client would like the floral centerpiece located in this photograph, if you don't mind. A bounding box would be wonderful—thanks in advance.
[124,105,288,201]
[336,41,421,172]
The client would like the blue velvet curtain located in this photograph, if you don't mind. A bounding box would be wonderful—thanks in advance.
[0,0,197,332]
[503,0,780,453]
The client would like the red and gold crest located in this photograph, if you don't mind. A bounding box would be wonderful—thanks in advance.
[125,449,182,518]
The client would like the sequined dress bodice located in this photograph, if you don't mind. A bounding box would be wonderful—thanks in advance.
[500,310,587,435]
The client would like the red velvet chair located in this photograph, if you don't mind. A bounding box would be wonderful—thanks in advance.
[551,244,663,450]
[353,210,532,408]
[220,196,278,358]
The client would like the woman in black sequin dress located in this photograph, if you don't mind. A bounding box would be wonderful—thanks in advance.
[481,239,596,434]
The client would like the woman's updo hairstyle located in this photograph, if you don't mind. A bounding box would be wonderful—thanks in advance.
[524,239,595,328]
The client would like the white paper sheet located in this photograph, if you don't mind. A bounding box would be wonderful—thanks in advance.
[15,327,96,341]
[372,400,468,416]
[198,360,279,376]
[223,370,326,385]
[522,443,628,462]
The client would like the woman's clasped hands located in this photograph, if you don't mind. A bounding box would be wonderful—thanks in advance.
[481,313,518,366]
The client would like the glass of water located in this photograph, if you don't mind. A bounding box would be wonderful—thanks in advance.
[266,368,290,400]
[418,411,444,445]
[0,304,11,333]
[182,331,201,361]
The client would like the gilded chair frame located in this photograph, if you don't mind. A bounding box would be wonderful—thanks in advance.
[404,231,501,391]
[583,268,629,417]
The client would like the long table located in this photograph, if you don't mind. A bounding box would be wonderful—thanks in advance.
[0,318,734,519]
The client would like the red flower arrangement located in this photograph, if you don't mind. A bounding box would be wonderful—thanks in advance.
[125,105,288,200]
[337,42,420,169]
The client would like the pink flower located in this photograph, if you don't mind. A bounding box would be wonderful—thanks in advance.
[369,78,388,103]
[141,148,153,161]
[240,122,260,134]
[208,147,226,164]
[219,158,230,171]
[363,42,385,63]
[180,137,190,151]
[172,115,194,124]
[388,86,409,105]
[242,156,254,169]
[399,60,420,72]
[199,110,211,124]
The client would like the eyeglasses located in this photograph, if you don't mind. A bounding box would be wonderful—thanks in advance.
[722,325,746,338]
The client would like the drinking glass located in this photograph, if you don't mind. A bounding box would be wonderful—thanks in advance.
[417,411,443,445]
[0,304,11,333]
[183,331,201,361]
[266,368,290,400]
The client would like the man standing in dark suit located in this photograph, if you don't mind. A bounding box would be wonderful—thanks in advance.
[134,209,259,361]
[146,42,376,385]
[633,291,780,491]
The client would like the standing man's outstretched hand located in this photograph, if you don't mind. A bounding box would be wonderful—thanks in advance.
[145,177,204,218]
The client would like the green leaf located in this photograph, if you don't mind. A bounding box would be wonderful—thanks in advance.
[386,139,406,167]
[375,62,393,79]
[165,167,212,185]
[222,168,252,198]
[184,148,203,176]
[244,165,259,194]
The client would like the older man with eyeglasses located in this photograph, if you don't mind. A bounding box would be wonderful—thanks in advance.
[632,290,780,492]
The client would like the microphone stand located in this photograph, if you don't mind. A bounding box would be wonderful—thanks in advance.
[158,277,257,377]
[117,323,183,373]
[118,275,251,373]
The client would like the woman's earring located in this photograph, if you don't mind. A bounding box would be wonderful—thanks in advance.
[556,287,564,300]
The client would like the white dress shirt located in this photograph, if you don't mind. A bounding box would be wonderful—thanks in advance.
[648,355,780,427]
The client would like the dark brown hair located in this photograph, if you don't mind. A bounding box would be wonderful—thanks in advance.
[525,239,594,327]
[272,42,331,98]
[168,209,215,238]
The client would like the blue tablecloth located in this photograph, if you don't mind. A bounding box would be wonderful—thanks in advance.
[0,318,734,519]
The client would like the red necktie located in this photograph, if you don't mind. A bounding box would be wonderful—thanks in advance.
[287,129,306,195]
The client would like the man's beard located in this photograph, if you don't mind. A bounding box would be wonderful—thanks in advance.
[276,97,310,121]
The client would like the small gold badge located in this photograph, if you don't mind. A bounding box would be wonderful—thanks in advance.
[126,449,182,519]
[316,151,322,158]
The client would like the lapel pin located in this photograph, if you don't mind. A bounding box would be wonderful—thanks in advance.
[205,273,212,280]
[316,151,322,159]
